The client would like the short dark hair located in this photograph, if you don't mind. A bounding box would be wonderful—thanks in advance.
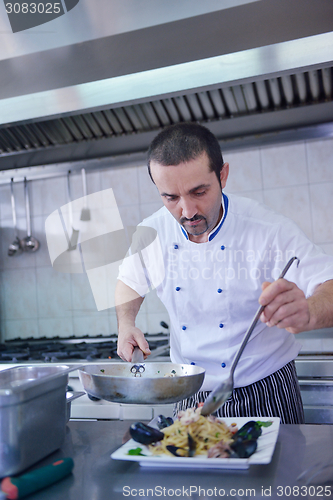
[147,122,224,185]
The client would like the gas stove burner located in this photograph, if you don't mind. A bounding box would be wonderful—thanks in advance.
[0,336,170,363]
[1,351,30,362]
[0,341,117,363]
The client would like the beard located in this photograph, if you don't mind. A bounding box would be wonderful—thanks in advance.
[180,215,208,236]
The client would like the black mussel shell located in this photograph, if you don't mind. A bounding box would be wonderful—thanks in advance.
[232,421,262,442]
[166,445,187,457]
[166,433,196,457]
[129,422,164,445]
[230,439,257,458]
[188,433,196,457]
[157,415,174,430]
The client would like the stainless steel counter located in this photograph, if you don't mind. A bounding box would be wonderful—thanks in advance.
[12,421,333,500]
[295,356,333,424]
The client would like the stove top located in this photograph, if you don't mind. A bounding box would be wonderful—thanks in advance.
[0,334,170,363]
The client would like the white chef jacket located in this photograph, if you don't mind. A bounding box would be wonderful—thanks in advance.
[118,193,333,391]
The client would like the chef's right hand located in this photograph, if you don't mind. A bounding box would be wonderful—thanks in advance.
[117,326,151,362]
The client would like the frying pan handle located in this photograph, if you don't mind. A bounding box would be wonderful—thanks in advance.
[132,347,144,363]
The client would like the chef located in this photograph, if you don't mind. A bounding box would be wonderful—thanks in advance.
[116,122,333,423]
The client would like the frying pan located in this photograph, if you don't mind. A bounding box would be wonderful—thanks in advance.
[78,349,205,405]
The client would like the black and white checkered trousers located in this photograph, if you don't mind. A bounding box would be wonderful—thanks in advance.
[174,360,304,424]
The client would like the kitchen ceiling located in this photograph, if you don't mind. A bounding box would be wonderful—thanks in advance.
[0,0,332,177]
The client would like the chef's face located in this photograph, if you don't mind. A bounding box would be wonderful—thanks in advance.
[150,152,229,243]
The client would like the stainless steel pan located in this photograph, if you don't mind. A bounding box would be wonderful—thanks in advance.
[78,349,205,405]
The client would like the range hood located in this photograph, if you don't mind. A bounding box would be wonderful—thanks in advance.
[0,0,333,178]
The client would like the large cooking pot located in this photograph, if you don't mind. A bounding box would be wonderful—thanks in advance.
[0,364,81,477]
[78,353,205,405]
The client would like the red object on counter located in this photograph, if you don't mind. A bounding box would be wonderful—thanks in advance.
[0,478,18,500]
[0,458,74,499]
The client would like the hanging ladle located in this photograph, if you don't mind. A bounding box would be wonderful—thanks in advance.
[8,178,23,257]
[20,177,40,252]
[200,256,300,416]
[80,168,90,221]
[67,171,80,251]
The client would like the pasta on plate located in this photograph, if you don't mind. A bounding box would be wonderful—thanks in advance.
[149,408,236,457]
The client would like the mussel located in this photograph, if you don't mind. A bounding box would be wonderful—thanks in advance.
[129,422,164,445]
[230,438,258,458]
[156,415,174,430]
[227,420,272,459]
[166,433,196,457]
[187,433,196,457]
[231,421,262,442]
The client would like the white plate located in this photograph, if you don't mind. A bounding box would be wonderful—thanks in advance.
[111,417,280,469]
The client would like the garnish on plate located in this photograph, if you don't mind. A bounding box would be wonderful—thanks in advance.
[127,447,146,456]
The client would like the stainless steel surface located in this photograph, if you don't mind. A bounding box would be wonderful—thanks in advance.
[20,178,39,253]
[10,421,333,500]
[1,121,333,185]
[295,356,333,424]
[131,347,144,364]
[0,0,256,61]
[78,362,205,405]
[302,408,333,425]
[201,257,299,416]
[1,32,332,127]
[0,0,333,172]
[130,348,146,376]
[66,391,85,421]
[0,365,78,477]
[296,370,333,424]
[7,178,23,257]
[298,460,333,486]
[298,379,333,406]
[295,356,333,378]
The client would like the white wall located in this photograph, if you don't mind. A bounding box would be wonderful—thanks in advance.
[0,135,332,346]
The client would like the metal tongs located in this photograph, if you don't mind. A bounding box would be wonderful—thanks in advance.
[201,256,300,416]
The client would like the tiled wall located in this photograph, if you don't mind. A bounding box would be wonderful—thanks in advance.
[0,135,332,347]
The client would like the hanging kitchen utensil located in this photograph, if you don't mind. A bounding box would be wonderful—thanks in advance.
[200,256,300,416]
[20,178,40,253]
[67,171,79,251]
[8,178,23,257]
[80,168,90,221]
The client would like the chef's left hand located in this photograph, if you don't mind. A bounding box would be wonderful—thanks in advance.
[259,279,310,334]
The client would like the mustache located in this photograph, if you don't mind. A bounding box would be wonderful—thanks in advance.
[181,215,205,224]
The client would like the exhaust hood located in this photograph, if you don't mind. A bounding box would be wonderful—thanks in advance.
[0,0,332,177]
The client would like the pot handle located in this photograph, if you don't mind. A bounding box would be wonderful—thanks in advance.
[66,391,85,403]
